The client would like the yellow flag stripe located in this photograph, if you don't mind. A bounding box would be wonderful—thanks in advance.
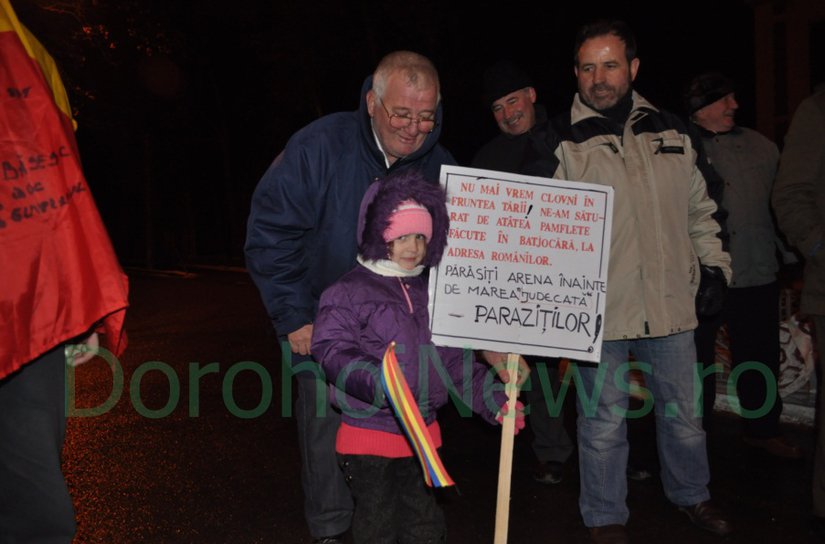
[0,0,76,128]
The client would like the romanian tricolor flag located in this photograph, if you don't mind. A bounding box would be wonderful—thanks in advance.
[0,0,129,379]
[380,342,455,488]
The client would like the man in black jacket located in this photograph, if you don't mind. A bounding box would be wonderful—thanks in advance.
[471,60,575,485]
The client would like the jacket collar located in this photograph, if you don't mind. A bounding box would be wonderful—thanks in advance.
[694,123,741,138]
[571,90,659,127]
[357,256,424,277]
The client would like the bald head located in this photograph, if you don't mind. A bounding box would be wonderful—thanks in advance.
[372,50,441,104]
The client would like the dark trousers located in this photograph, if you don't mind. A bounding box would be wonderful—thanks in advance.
[0,346,76,544]
[523,356,574,464]
[694,282,782,438]
[288,345,353,538]
[338,453,446,544]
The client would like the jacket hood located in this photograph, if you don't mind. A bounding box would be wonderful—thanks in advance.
[357,75,446,169]
[357,170,449,267]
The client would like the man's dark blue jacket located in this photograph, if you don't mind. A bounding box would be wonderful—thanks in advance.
[245,75,456,336]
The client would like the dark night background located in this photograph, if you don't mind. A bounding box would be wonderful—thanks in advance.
[12,0,755,269]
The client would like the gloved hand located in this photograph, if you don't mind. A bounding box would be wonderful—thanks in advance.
[496,400,526,435]
[695,265,727,317]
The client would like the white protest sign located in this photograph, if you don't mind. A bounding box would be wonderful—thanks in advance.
[428,165,613,363]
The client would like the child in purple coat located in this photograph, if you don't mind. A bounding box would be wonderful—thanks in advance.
[311,170,523,543]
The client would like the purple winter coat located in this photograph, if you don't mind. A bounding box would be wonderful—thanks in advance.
[311,264,506,434]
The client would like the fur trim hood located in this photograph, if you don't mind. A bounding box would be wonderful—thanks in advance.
[357,170,449,267]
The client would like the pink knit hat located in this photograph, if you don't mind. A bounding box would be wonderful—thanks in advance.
[383,199,432,242]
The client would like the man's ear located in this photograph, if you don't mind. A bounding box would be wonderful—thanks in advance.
[366,89,377,118]
[630,58,640,82]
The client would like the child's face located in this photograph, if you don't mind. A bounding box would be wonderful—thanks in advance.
[388,234,428,270]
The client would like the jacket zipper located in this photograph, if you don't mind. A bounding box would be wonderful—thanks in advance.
[397,277,414,314]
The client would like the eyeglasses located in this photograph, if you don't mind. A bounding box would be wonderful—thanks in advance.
[377,98,437,133]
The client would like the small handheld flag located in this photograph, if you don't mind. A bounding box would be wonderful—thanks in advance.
[380,342,455,488]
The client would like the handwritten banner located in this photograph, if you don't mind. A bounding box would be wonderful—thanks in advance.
[0,145,83,231]
[428,165,613,363]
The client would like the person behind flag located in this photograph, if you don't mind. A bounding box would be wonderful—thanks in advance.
[311,170,525,544]
[0,1,129,542]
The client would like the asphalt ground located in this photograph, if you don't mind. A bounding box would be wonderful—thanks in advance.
[63,269,821,543]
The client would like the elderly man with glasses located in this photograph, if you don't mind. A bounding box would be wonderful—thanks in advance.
[245,51,455,544]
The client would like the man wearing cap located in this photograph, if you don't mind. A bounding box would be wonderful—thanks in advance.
[684,71,801,459]
[472,60,549,172]
[471,60,575,485]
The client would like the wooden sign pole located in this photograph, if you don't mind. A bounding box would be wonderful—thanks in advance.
[493,353,520,544]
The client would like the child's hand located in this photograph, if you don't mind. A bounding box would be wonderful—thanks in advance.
[481,351,530,387]
[496,400,526,435]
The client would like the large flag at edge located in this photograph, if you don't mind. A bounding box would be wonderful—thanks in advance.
[0,0,129,378]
